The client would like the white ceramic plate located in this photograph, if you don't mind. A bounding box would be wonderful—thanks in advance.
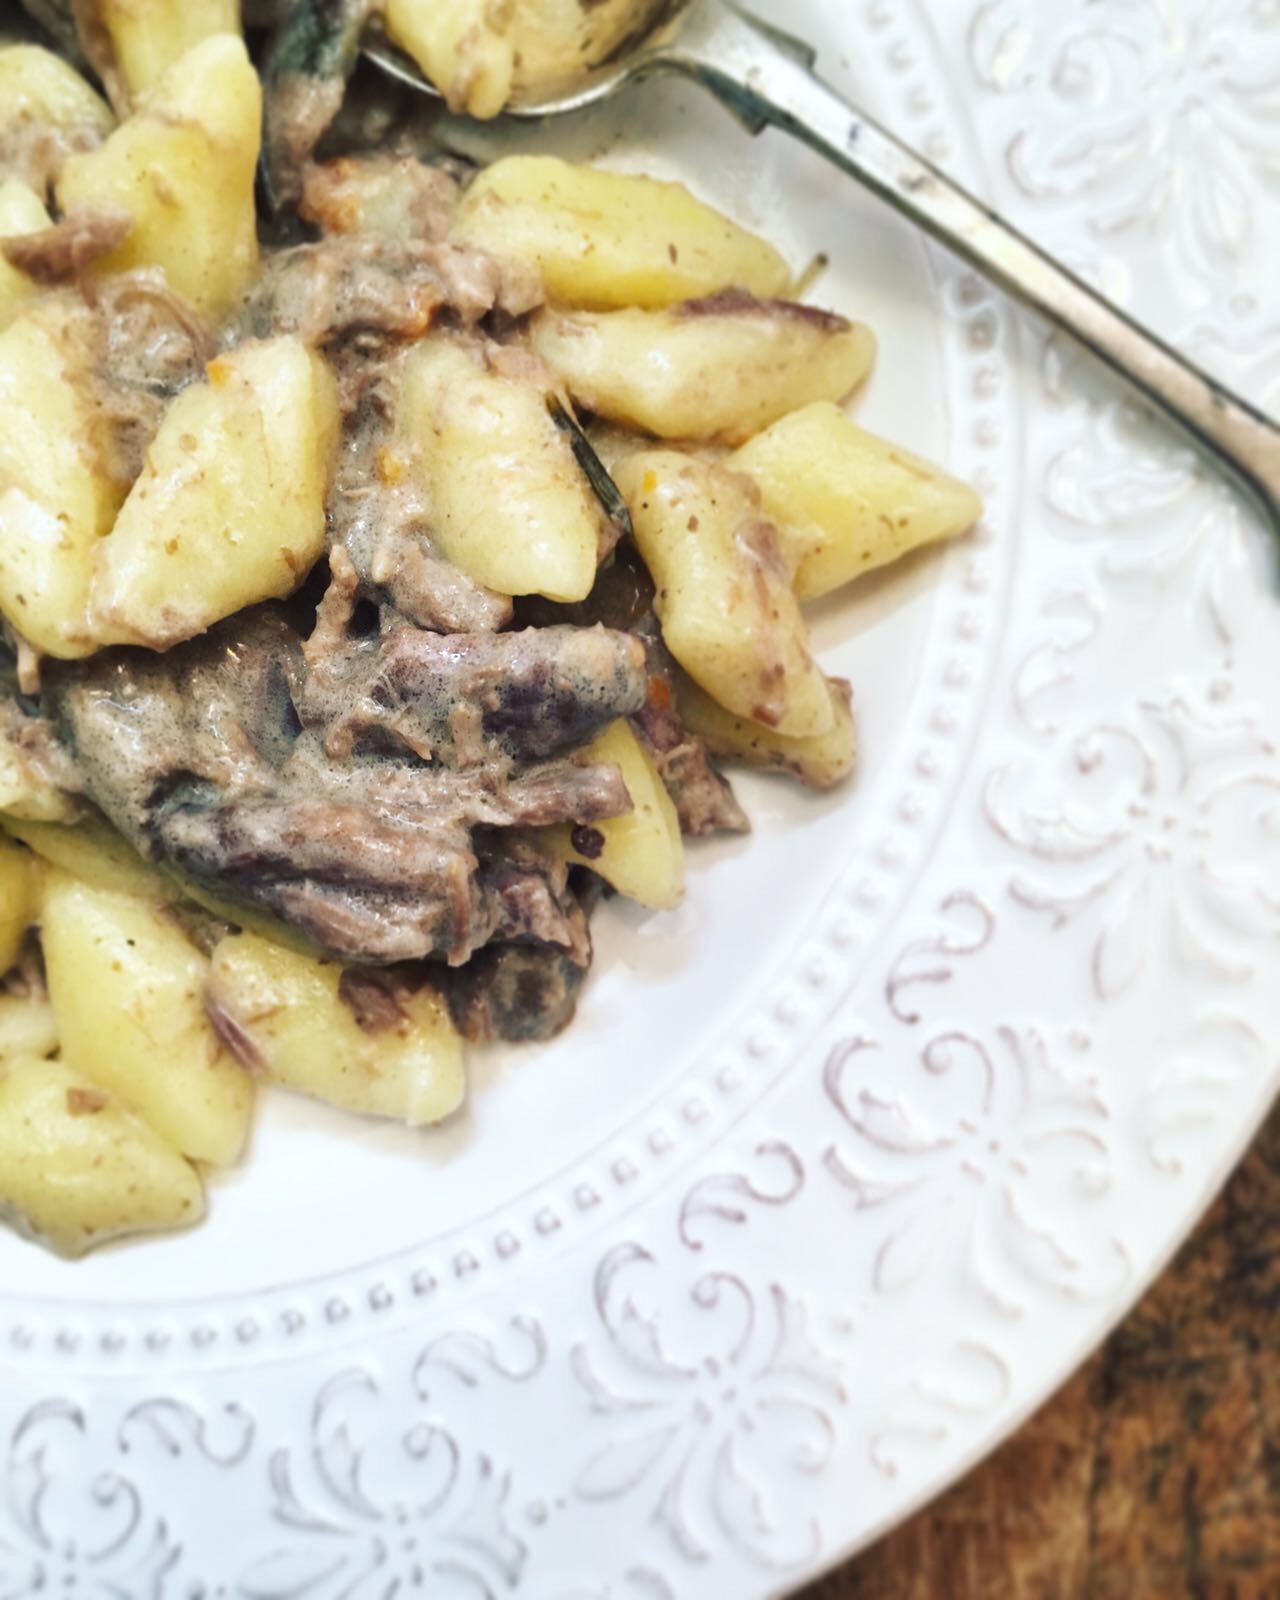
[3,1,1278,1594]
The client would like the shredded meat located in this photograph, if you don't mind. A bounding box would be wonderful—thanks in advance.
[475,834,591,958]
[203,989,267,1074]
[327,359,515,635]
[238,236,444,344]
[0,697,84,800]
[86,276,212,486]
[519,565,748,838]
[300,154,461,242]
[368,525,516,634]
[443,882,600,1044]
[268,75,348,206]
[237,235,543,348]
[337,967,410,1034]
[43,608,647,967]
[0,203,131,289]
[629,634,749,838]
[295,624,649,767]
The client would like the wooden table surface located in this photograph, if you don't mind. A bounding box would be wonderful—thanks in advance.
[798,1101,1280,1600]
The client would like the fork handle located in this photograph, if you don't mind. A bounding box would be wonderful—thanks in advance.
[656,0,1280,537]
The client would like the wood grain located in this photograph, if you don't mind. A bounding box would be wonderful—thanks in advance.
[799,1101,1280,1600]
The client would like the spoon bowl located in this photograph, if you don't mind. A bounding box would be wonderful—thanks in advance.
[362,0,695,119]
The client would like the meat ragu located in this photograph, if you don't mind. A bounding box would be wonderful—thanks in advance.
[0,43,765,1043]
[0,0,979,1199]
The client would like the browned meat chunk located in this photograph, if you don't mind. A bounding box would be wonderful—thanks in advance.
[0,203,131,286]
[295,623,649,766]
[236,235,543,347]
[43,608,648,967]
[300,153,460,241]
[520,560,748,838]
[443,878,600,1044]
[630,636,749,838]
[238,236,444,344]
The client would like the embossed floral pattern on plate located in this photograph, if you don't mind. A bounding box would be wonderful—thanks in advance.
[2,1,1278,1595]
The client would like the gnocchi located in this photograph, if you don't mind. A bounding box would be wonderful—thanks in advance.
[2,812,170,900]
[0,994,58,1063]
[90,337,340,649]
[676,670,858,791]
[383,0,515,120]
[41,870,255,1166]
[541,719,685,910]
[0,1055,204,1256]
[0,20,984,1260]
[88,0,242,103]
[385,0,657,118]
[453,156,792,309]
[531,298,875,444]
[0,177,52,327]
[0,831,37,974]
[733,402,984,598]
[56,33,261,318]
[615,452,833,737]
[207,933,465,1126]
[0,297,122,657]
[398,337,602,603]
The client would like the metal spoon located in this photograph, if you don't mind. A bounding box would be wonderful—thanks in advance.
[366,0,1280,540]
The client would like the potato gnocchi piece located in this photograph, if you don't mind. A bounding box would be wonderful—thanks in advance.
[41,870,255,1166]
[207,933,465,1126]
[0,298,123,658]
[530,297,875,445]
[385,0,655,118]
[541,719,684,910]
[0,832,37,973]
[616,451,832,738]
[3,813,168,900]
[0,43,114,185]
[503,0,657,96]
[87,0,241,103]
[0,178,52,328]
[56,34,261,319]
[398,337,601,603]
[383,0,515,120]
[453,156,792,310]
[733,402,983,600]
[0,1055,204,1256]
[677,670,857,791]
[0,994,58,1062]
[90,336,340,650]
